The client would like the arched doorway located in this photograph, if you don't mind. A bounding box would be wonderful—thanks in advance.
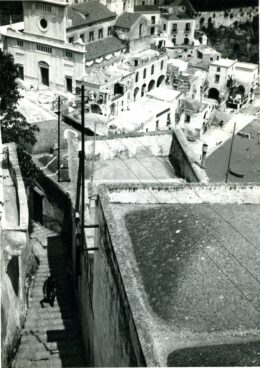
[208,88,219,100]
[141,84,146,97]
[148,79,155,91]
[156,75,165,87]
[38,61,49,86]
[91,104,102,114]
[110,103,116,115]
[134,87,140,101]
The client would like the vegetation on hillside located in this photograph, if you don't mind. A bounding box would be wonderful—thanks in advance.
[0,1,23,26]
[203,16,259,63]
[0,50,39,188]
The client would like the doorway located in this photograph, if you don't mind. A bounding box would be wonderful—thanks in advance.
[66,77,73,93]
[40,67,49,86]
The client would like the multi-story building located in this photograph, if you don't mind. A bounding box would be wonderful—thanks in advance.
[66,1,117,45]
[2,0,167,98]
[78,46,167,119]
[208,58,237,101]
[194,4,258,30]
[178,97,214,139]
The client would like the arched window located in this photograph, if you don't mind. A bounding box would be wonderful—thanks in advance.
[139,24,143,37]
[151,64,154,75]
[143,68,146,79]
[160,60,164,70]
[135,72,139,83]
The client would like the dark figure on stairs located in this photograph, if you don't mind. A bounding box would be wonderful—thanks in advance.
[40,276,57,308]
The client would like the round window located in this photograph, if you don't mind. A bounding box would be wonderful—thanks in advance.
[39,18,48,30]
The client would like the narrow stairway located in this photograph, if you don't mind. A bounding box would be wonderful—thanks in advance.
[12,223,86,368]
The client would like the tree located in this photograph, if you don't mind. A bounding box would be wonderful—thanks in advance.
[0,50,40,188]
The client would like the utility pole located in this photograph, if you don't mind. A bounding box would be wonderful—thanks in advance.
[57,96,61,182]
[225,122,236,183]
[81,85,85,250]
[90,122,97,194]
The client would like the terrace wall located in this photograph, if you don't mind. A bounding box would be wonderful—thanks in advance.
[78,195,147,367]
[84,131,173,161]
[169,128,209,183]
[1,143,36,368]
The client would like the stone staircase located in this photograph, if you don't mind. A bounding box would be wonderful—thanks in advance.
[12,222,86,368]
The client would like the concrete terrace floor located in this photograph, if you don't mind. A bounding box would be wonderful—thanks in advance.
[91,156,176,181]
[111,203,260,366]
[33,152,177,182]
[206,119,260,183]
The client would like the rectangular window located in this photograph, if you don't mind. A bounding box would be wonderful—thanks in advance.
[18,65,24,80]
[65,50,73,59]
[17,40,23,47]
[185,23,190,31]
[151,27,155,35]
[80,34,85,42]
[215,74,220,83]
[68,37,74,44]
[37,44,52,54]
[172,23,177,32]
[185,114,190,123]
[151,16,155,24]
[36,3,51,12]
[217,66,221,72]
[151,64,154,75]
[163,24,166,31]
[134,59,138,66]
[156,120,159,131]
[107,26,112,36]
[98,28,103,39]
[89,31,94,42]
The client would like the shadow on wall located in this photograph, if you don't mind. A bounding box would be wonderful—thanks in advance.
[167,341,260,366]
[43,236,87,367]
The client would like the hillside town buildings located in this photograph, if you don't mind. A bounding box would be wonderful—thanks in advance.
[1,0,260,367]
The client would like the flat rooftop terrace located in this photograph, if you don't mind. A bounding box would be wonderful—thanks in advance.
[102,184,260,366]
[206,119,260,183]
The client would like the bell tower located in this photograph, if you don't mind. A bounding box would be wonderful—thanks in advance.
[23,0,68,42]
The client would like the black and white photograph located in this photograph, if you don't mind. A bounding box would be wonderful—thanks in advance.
[0,0,259,366]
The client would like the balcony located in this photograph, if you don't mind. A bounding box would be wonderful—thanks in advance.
[111,93,123,102]
[171,29,178,34]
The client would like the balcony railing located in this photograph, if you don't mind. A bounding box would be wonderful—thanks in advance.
[111,93,123,102]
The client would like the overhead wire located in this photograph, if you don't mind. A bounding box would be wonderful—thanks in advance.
[104,135,260,311]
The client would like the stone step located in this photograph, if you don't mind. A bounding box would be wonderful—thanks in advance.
[25,319,78,330]
[19,336,81,351]
[13,358,63,368]
[21,329,80,343]
[29,299,75,308]
[16,344,84,360]
[13,354,86,368]
[26,312,75,323]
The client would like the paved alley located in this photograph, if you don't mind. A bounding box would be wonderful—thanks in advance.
[12,223,86,368]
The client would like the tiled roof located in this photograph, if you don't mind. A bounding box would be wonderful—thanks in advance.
[115,12,142,29]
[67,1,116,29]
[134,5,160,12]
[85,36,126,61]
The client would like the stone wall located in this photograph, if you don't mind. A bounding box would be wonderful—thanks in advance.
[78,195,147,367]
[1,143,36,368]
[107,182,260,204]
[84,131,173,161]
[169,128,209,183]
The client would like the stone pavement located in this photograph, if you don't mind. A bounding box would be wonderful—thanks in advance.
[12,223,86,368]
